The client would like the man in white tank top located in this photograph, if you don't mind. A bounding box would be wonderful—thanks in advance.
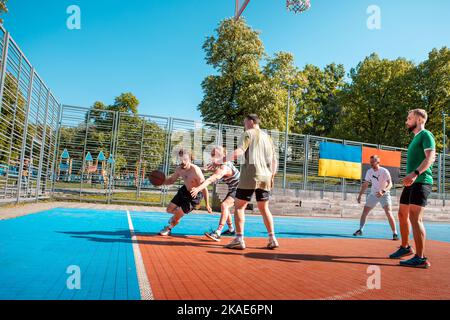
[353,155,399,240]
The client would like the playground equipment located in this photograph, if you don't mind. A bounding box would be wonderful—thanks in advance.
[83,151,109,185]
[57,149,73,181]
[134,159,148,188]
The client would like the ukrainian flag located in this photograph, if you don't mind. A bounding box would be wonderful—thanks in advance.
[318,142,362,180]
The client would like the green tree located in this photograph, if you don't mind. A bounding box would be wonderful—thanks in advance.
[0,0,7,23]
[332,53,417,147]
[414,47,450,152]
[0,72,27,164]
[294,63,345,136]
[199,18,265,125]
[199,19,308,130]
[257,52,306,131]
[109,92,139,114]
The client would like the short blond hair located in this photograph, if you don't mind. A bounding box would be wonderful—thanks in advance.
[409,109,428,123]
[211,146,227,157]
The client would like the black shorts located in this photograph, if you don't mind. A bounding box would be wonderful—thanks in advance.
[223,188,237,202]
[399,183,432,207]
[236,188,270,202]
[170,185,203,214]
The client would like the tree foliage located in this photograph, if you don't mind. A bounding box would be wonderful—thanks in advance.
[0,0,7,23]
[199,18,449,150]
[58,93,166,177]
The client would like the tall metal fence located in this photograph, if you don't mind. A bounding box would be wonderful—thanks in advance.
[0,25,448,208]
[0,26,60,204]
[53,104,450,207]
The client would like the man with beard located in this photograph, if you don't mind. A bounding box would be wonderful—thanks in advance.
[353,155,398,240]
[159,149,212,236]
[223,114,279,250]
[389,109,436,268]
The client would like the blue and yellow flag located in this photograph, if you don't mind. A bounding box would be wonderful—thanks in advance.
[318,142,362,180]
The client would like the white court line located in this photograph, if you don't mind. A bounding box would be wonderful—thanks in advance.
[126,210,154,300]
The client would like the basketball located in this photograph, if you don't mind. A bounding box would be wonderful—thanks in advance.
[149,170,166,186]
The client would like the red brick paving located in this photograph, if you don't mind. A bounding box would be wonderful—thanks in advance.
[137,235,450,300]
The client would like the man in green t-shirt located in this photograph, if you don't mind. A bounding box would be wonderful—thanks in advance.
[389,109,436,269]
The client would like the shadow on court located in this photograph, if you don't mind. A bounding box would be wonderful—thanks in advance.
[278,231,358,239]
[206,250,396,267]
[56,230,225,248]
[56,230,396,267]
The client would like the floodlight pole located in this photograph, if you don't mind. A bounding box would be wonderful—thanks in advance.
[443,112,447,206]
[281,83,299,193]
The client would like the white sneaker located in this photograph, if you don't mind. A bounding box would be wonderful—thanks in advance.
[225,237,246,250]
[159,225,172,236]
[267,238,279,249]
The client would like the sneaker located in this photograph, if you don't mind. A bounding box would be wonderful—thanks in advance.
[389,245,414,259]
[225,237,246,250]
[399,255,431,269]
[393,233,399,241]
[353,229,363,236]
[221,229,236,236]
[267,238,279,250]
[205,231,221,242]
[159,225,172,236]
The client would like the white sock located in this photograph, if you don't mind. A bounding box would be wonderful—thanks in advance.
[236,234,244,241]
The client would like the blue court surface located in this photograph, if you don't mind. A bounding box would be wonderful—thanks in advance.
[0,207,449,300]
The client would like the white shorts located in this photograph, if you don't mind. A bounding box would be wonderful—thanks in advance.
[365,193,392,209]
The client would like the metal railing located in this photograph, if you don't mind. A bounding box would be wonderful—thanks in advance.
[52,104,450,207]
[0,25,448,208]
[0,25,60,204]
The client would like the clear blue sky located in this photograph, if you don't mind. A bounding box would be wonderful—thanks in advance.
[3,0,449,121]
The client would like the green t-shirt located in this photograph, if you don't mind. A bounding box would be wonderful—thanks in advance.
[406,129,435,185]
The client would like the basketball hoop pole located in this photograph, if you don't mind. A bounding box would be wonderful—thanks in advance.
[235,0,251,21]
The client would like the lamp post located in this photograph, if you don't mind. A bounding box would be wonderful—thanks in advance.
[444,112,447,206]
[281,83,299,192]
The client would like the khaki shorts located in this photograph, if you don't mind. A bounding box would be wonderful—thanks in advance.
[365,193,392,209]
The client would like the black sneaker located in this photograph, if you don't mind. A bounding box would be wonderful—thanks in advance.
[393,233,399,241]
[399,255,431,269]
[204,231,221,242]
[353,229,363,236]
[389,245,414,259]
[221,229,236,236]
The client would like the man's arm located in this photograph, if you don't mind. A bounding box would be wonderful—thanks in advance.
[226,147,245,162]
[227,131,250,162]
[202,188,211,213]
[190,166,230,198]
[163,169,180,185]
[357,181,369,203]
[416,149,436,175]
[195,166,212,213]
[403,149,436,186]
[270,145,278,189]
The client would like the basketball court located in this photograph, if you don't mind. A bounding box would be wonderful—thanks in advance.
[1,206,449,300]
[1,0,449,305]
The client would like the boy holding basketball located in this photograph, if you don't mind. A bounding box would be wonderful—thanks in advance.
[158,149,212,236]
[190,146,239,241]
